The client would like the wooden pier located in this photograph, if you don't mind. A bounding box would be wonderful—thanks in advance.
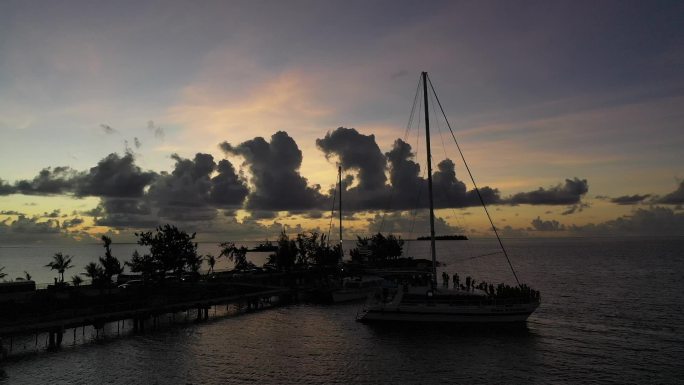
[0,281,291,355]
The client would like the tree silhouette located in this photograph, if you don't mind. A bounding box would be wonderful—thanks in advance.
[133,224,199,280]
[125,250,157,283]
[99,235,124,284]
[350,233,404,264]
[83,262,104,284]
[205,254,217,274]
[46,252,74,283]
[71,275,83,287]
[24,271,32,281]
[0,266,6,281]
[267,231,297,271]
[219,242,253,270]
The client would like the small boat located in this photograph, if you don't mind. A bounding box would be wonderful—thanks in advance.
[248,241,277,252]
[357,72,540,323]
[332,275,385,303]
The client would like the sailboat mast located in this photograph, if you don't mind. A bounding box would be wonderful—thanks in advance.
[339,165,343,260]
[422,72,437,285]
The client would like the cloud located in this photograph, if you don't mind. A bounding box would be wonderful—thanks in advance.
[0,210,24,216]
[134,137,142,149]
[316,133,502,211]
[530,216,565,231]
[221,131,324,210]
[147,120,164,139]
[570,206,684,236]
[14,166,80,195]
[43,209,61,218]
[316,127,387,191]
[61,217,84,228]
[0,215,95,244]
[0,179,15,195]
[656,181,684,204]
[8,152,157,199]
[75,152,157,198]
[145,153,247,221]
[506,178,589,205]
[561,202,590,215]
[100,124,117,134]
[364,211,465,237]
[610,194,651,205]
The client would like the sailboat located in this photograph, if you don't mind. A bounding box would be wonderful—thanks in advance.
[356,72,540,323]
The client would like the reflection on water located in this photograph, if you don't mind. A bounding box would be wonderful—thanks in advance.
[2,238,684,383]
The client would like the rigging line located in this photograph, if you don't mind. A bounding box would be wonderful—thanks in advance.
[427,74,522,287]
[327,176,338,246]
[407,85,424,240]
[430,84,470,244]
[451,251,503,263]
[378,74,423,235]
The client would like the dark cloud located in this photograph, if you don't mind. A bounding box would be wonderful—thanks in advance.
[570,206,684,236]
[83,152,247,228]
[75,153,156,198]
[146,153,244,221]
[93,213,159,229]
[100,124,116,134]
[43,209,61,218]
[245,210,279,220]
[14,166,79,195]
[147,120,164,139]
[381,139,500,210]
[0,179,15,195]
[8,153,157,199]
[506,178,589,205]
[0,210,23,216]
[0,215,59,234]
[221,131,324,210]
[561,202,590,215]
[365,211,464,237]
[610,194,651,205]
[209,159,250,206]
[530,216,565,231]
[61,217,84,228]
[656,181,684,204]
[316,127,387,191]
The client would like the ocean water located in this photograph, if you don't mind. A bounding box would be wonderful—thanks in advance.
[1,237,683,384]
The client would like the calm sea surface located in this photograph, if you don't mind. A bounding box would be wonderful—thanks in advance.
[1,237,683,384]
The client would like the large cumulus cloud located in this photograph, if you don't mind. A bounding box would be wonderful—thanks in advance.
[75,153,157,198]
[316,127,387,191]
[317,129,503,211]
[221,131,324,210]
[146,153,248,221]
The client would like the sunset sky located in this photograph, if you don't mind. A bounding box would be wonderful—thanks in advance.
[1,0,683,243]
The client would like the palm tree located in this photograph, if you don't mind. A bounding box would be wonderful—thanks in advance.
[82,262,104,285]
[0,266,7,281]
[205,254,216,275]
[71,275,83,287]
[45,252,73,283]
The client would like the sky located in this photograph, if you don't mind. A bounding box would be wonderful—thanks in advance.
[0,0,683,243]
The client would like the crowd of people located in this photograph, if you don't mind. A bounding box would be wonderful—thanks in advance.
[440,271,540,300]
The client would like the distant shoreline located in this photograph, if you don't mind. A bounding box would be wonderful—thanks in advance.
[415,235,468,241]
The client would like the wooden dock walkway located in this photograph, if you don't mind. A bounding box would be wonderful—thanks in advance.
[0,282,291,354]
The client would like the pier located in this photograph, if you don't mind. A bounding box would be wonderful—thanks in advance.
[0,280,293,355]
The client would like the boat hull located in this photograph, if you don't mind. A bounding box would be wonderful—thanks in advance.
[357,302,539,323]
